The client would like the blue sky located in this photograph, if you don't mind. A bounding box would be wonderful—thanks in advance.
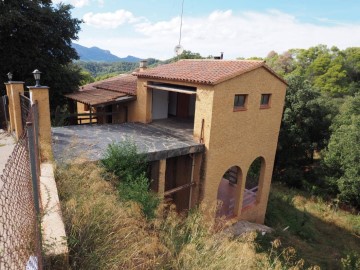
[54,0,360,60]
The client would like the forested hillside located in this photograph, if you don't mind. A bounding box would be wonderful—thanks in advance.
[262,45,360,210]
[76,51,207,81]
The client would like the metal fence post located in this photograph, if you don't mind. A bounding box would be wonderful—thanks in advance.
[27,121,43,269]
[26,121,40,216]
[32,102,41,175]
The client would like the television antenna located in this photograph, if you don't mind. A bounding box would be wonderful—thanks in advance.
[174,0,185,56]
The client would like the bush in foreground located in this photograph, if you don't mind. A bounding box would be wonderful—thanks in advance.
[101,141,160,219]
[101,141,147,181]
[118,173,160,219]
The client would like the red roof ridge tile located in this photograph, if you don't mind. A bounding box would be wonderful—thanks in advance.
[134,59,287,86]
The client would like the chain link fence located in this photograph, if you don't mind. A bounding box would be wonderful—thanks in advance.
[0,104,42,269]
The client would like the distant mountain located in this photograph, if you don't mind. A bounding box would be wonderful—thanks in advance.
[72,43,141,63]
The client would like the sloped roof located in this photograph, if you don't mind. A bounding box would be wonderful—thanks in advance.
[94,74,137,95]
[134,60,287,86]
[65,88,128,106]
[78,74,137,95]
[66,74,137,106]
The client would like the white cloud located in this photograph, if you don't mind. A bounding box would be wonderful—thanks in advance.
[83,9,140,29]
[79,9,360,60]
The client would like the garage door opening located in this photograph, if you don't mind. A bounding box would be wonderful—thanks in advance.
[149,83,196,121]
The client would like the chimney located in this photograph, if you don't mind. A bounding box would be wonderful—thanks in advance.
[214,52,224,60]
[139,60,148,72]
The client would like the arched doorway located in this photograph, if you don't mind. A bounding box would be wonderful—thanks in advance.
[216,166,241,219]
[242,157,265,209]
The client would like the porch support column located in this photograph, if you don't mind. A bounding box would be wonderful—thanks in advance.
[158,159,167,197]
[5,82,24,139]
[28,86,52,161]
[190,153,203,208]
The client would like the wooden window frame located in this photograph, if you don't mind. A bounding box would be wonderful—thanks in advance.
[233,94,248,111]
[260,93,271,109]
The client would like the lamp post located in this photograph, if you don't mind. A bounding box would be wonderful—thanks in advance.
[32,69,42,87]
[7,72,13,82]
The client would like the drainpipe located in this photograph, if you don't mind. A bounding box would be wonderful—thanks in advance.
[189,153,196,208]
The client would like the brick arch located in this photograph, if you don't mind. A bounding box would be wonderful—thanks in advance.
[216,165,242,219]
[242,156,266,210]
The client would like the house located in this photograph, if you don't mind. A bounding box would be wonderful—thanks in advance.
[62,59,287,224]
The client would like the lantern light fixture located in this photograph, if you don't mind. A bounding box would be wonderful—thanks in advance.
[32,69,42,87]
[7,72,13,81]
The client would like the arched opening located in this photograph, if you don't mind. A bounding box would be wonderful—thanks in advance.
[242,157,265,209]
[216,166,241,219]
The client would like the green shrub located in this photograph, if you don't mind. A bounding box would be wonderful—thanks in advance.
[118,173,160,219]
[101,141,147,182]
[276,166,305,188]
[341,251,360,270]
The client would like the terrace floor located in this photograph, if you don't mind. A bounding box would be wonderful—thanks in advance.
[52,118,204,163]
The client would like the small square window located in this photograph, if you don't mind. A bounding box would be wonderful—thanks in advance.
[234,94,247,111]
[260,94,271,108]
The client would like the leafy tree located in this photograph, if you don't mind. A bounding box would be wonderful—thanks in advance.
[275,76,331,187]
[77,61,138,77]
[79,70,95,86]
[163,50,205,64]
[265,50,294,76]
[323,94,360,208]
[266,45,355,95]
[177,50,204,60]
[0,0,82,111]
[343,47,360,95]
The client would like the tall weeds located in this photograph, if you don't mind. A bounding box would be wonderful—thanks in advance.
[56,163,312,270]
[56,163,163,269]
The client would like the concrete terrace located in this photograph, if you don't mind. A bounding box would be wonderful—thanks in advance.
[52,118,204,163]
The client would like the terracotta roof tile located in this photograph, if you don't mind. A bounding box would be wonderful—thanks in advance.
[78,74,137,95]
[134,60,272,85]
[93,74,137,95]
[65,89,127,106]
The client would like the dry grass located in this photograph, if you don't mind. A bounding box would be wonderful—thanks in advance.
[55,163,164,269]
[265,184,360,269]
[55,163,312,270]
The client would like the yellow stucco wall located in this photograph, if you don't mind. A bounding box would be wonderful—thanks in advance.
[128,78,151,123]
[7,83,25,138]
[5,83,15,132]
[134,67,286,223]
[196,67,286,223]
[29,87,53,161]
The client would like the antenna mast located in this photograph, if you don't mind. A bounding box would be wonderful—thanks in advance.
[174,0,185,56]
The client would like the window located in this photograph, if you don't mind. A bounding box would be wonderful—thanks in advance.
[260,94,271,108]
[234,94,247,111]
